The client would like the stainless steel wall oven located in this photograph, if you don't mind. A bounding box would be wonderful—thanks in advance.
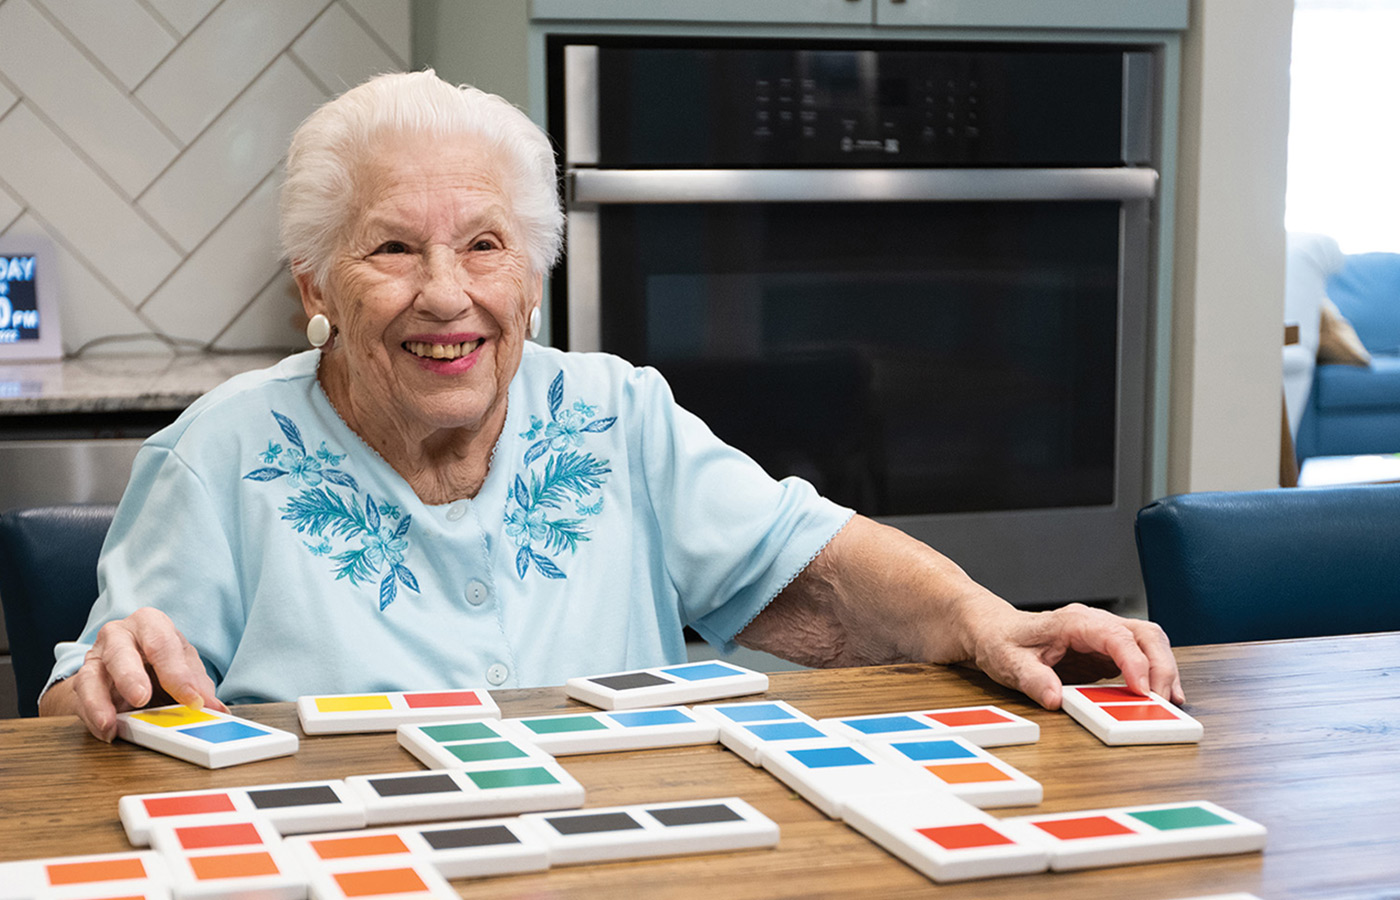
[547,37,1157,607]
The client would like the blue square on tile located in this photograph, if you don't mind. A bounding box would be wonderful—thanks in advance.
[888,740,978,761]
[609,709,695,727]
[845,715,932,735]
[661,662,742,681]
[789,746,874,769]
[179,721,269,743]
[746,721,825,741]
[715,704,793,723]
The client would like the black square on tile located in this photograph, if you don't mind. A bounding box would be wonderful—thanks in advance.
[648,803,744,827]
[545,811,643,835]
[369,773,461,797]
[589,672,673,691]
[247,784,341,809]
[421,824,520,850]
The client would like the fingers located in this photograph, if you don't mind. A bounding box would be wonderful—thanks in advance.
[69,609,220,740]
[1125,618,1185,704]
[1053,604,1183,703]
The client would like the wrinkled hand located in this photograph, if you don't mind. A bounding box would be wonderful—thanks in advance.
[970,602,1183,710]
[40,607,226,741]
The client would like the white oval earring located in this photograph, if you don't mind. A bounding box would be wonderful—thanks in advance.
[306,313,332,348]
[528,307,541,340]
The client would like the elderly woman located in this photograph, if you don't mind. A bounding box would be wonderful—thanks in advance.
[41,72,1180,740]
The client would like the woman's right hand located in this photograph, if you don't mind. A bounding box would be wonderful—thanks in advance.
[37,607,227,741]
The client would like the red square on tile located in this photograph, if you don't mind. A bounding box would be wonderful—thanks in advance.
[1032,815,1136,840]
[916,823,1016,850]
[925,709,1013,727]
[1104,704,1178,722]
[403,691,481,708]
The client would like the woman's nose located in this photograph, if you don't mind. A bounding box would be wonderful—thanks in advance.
[414,246,472,318]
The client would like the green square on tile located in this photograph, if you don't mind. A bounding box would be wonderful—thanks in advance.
[1128,805,1232,831]
[467,767,560,789]
[447,740,529,763]
[523,715,608,735]
[420,721,497,743]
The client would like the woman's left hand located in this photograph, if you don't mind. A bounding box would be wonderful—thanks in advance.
[968,602,1184,710]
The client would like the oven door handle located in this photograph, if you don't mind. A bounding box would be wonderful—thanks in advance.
[568,168,1157,205]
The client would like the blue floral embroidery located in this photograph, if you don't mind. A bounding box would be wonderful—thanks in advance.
[244,411,420,611]
[506,372,615,580]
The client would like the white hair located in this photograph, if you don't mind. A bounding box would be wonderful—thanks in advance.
[280,70,563,288]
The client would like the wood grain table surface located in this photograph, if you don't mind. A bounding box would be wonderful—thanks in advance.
[1,632,1397,899]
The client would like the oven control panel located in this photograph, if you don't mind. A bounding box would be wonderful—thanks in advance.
[581,43,1144,168]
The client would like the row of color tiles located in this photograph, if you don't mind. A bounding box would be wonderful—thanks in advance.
[0,798,777,900]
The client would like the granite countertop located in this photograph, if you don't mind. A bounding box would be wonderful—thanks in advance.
[0,352,290,415]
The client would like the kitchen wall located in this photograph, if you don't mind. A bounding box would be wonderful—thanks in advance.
[0,0,410,357]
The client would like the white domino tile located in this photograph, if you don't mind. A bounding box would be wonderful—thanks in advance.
[565,661,768,710]
[520,797,779,866]
[999,800,1267,870]
[119,781,365,846]
[115,704,298,769]
[396,720,555,770]
[759,738,963,819]
[842,791,1050,882]
[286,818,550,880]
[162,842,306,900]
[297,689,500,735]
[495,706,718,755]
[148,816,284,857]
[692,700,833,765]
[342,762,584,826]
[820,705,1039,748]
[306,859,459,900]
[0,851,170,900]
[865,736,1042,808]
[1061,685,1204,745]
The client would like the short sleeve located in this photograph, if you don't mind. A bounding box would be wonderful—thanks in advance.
[46,444,244,697]
[627,366,853,652]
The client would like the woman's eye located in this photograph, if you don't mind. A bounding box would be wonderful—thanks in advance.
[470,239,497,252]
[373,241,409,255]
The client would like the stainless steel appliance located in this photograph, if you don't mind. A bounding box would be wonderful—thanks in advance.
[550,39,1158,607]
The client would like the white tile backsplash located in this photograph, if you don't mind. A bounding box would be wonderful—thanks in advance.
[34,0,177,90]
[138,56,326,251]
[141,171,286,343]
[0,104,182,301]
[135,0,327,144]
[294,1,401,94]
[0,0,179,196]
[0,0,407,356]
[142,0,220,38]
[343,0,411,66]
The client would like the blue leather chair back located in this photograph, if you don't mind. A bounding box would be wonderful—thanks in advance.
[1135,485,1400,646]
[0,505,116,716]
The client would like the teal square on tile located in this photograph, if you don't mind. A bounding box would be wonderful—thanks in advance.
[421,721,497,743]
[1128,806,1232,831]
[524,715,608,735]
[447,740,529,763]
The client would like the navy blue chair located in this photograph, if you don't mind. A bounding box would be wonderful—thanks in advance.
[1135,485,1400,646]
[0,504,116,716]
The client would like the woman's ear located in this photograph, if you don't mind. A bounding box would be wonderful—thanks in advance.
[294,268,326,319]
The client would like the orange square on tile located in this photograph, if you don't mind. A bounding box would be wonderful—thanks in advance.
[46,858,148,885]
[925,762,1013,784]
[310,833,412,860]
[334,867,428,897]
[189,851,281,881]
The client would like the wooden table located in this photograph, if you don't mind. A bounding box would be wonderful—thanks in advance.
[2,633,1398,899]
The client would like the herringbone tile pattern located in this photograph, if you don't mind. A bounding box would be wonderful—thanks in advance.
[0,0,409,355]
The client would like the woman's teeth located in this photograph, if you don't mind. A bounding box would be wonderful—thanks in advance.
[405,339,482,360]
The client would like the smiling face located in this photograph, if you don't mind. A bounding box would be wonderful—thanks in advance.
[299,131,541,459]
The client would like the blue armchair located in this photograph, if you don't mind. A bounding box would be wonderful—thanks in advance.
[1135,485,1400,646]
[1295,248,1400,460]
[0,505,115,716]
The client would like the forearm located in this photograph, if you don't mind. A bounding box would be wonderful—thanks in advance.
[736,515,1018,667]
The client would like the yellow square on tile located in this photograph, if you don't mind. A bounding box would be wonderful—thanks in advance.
[131,705,220,727]
[315,695,394,713]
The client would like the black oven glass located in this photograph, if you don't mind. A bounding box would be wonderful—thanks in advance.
[600,200,1120,516]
